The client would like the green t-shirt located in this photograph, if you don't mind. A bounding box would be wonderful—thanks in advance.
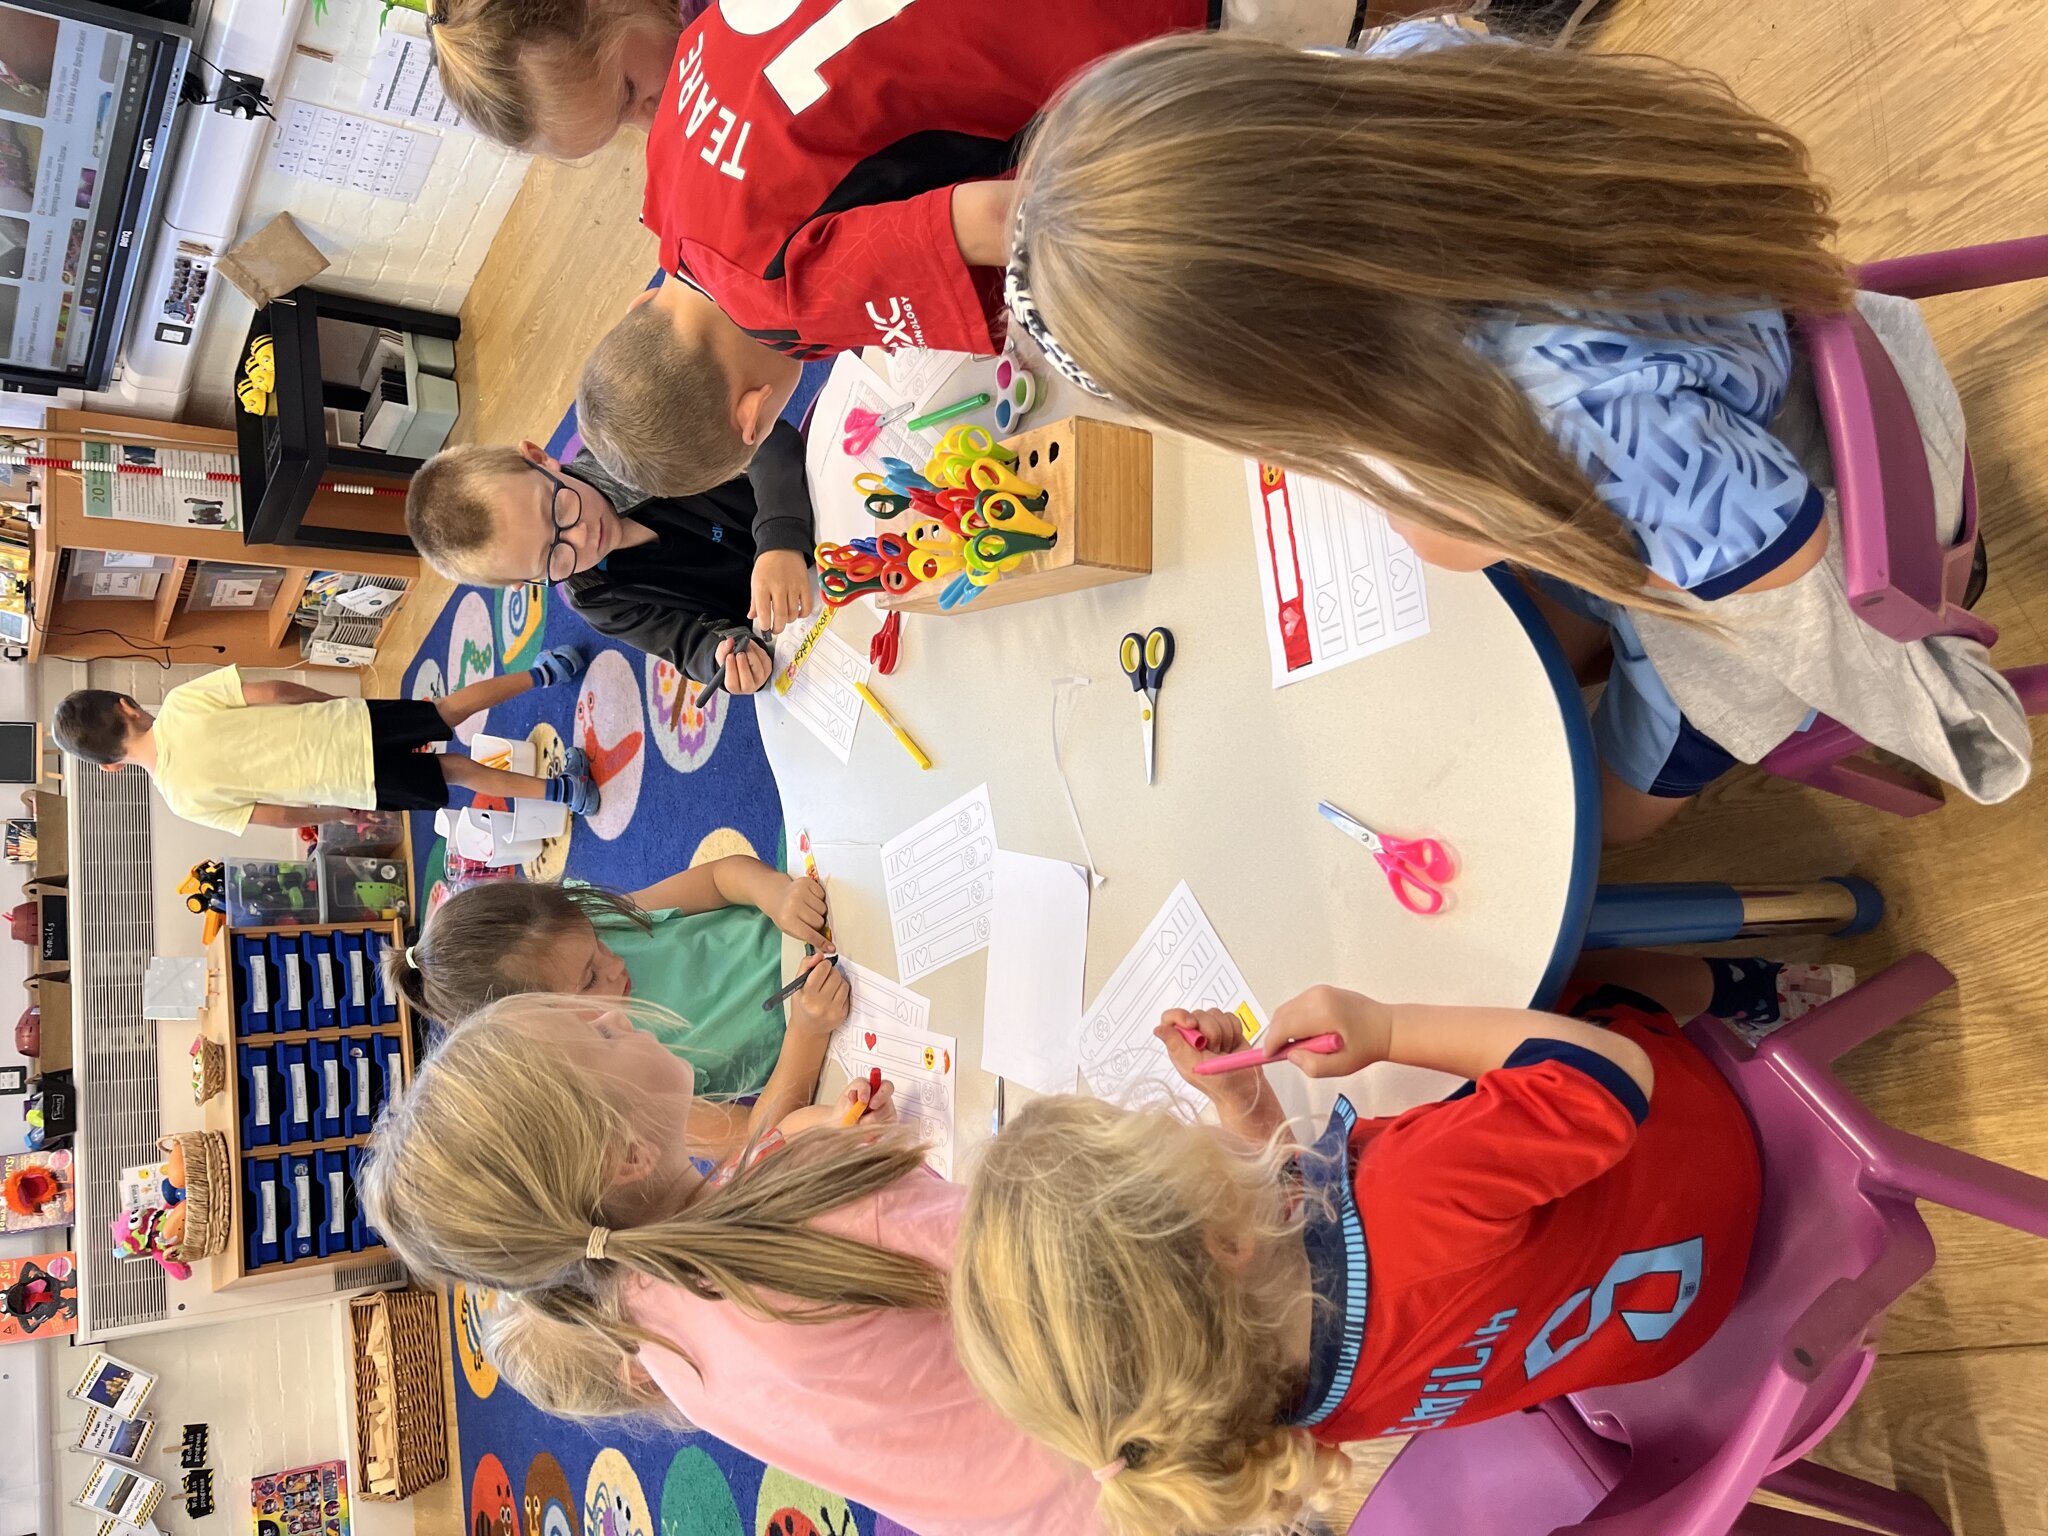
[595,905,787,1098]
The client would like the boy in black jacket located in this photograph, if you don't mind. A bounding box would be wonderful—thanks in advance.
[406,423,815,695]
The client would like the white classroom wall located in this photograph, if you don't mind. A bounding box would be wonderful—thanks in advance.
[185,0,530,427]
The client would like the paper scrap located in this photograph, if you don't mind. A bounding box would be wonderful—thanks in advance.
[768,625,869,763]
[880,784,997,983]
[1080,881,1267,1113]
[1245,460,1430,688]
[360,30,469,130]
[981,851,1088,1095]
[827,975,955,1176]
[270,102,439,203]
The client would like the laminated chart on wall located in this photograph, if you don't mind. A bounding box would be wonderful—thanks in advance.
[79,442,242,528]
[767,624,868,764]
[360,31,469,131]
[1081,881,1267,1113]
[1245,460,1430,687]
[880,784,997,982]
[269,103,438,204]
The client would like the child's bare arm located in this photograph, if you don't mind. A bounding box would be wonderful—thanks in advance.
[248,803,355,828]
[1273,987,1655,1101]
[747,956,850,1137]
[629,858,828,949]
[241,681,335,705]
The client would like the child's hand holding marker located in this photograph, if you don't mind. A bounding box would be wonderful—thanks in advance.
[1156,1009,1267,1118]
[785,952,851,1035]
[1261,986,1392,1078]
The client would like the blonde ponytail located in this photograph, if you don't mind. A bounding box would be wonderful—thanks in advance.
[1014,32,1854,623]
[361,994,944,1419]
[953,1096,1349,1536]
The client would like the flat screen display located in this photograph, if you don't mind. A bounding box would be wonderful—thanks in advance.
[0,0,185,389]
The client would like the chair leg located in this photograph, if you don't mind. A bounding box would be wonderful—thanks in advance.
[1769,751,1946,817]
[1733,1506,1890,1536]
[1763,953,1953,1067]
[2006,662,2048,716]
[1871,1123,2048,1241]
[1759,1461,1949,1536]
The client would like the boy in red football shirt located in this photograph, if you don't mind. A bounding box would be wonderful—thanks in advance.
[953,953,1785,1535]
[574,0,1337,496]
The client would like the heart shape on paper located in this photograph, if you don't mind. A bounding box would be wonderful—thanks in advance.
[864,1032,878,1049]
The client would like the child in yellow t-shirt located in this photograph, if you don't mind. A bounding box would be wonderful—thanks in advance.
[51,650,596,833]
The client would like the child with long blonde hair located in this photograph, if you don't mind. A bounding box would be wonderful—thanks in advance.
[363,992,1102,1534]
[952,955,1766,1536]
[1006,24,2030,841]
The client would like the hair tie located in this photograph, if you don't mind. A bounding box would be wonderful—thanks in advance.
[585,1225,610,1261]
[1004,206,1108,400]
[403,945,419,969]
[1091,1457,1126,1484]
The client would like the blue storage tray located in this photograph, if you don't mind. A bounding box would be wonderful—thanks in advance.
[311,1037,347,1140]
[237,1043,278,1147]
[274,1040,315,1144]
[333,932,371,1028]
[318,1149,353,1253]
[232,934,274,1032]
[281,1153,318,1261]
[267,936,308,1031]
[302,933,340,1029]
[245,1156,283,1268]
[364,931,401,1025]
[348,1145,382,1250]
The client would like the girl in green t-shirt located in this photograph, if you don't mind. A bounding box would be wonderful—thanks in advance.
[390,858,849,1157]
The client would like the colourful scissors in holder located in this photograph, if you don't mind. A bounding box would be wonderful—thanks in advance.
[1316,801,1457,916]
[1120,625,1175,785]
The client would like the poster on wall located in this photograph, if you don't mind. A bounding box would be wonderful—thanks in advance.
[78,439,243,529]
[0,1247,77,1339]
[69,1351,158,1414]
[2,1145,73,1230]
[251,1459,350,1536]
[76,1405,158,1464]
[74,1459,165,1526]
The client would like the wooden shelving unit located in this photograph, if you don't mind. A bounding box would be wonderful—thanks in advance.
[196,917,416,1289]
[28,410,419,667]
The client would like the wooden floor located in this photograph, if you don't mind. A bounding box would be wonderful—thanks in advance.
[384,1,2048,1530]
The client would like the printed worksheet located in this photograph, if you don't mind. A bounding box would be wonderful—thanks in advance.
[1245,460,1431,688]
[1080,881,1268,1114]
[768,625,868,763]
[803,353,947,544]
[827,958,934,1061]
[828,1001,957,1177]
[880,784,998,982]
[270,102,439,203]
[885,347,964,413]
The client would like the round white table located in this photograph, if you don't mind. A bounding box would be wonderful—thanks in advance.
[761,365,1597,1156]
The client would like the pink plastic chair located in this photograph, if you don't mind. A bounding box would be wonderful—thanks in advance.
[1760,235,2048,814]
[1349,954,2048,1536]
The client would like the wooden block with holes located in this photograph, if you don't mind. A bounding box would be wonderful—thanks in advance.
[884,416,1152,615]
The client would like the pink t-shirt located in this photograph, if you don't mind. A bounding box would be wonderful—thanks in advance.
[626,1169,1100,1536]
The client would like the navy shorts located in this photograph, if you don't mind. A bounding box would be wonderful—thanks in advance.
[366,698,454,811]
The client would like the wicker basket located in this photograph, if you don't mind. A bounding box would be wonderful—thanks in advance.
[350,1288,449,1500]
[190,1035,225,1104]
[158,1131,231,1261]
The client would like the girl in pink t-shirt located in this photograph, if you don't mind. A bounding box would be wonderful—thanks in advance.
[359,992,1098,1536]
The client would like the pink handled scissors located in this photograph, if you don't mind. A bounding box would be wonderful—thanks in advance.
[842,402,913,457]
[1171,1022,1345,1075]
[1317,801,1456,916]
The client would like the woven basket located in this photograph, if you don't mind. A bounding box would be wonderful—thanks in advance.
[190,1036,226,1104]
[350,1288,449,1500]
[159,1131,231,1261]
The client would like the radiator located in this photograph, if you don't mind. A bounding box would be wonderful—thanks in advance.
[66,758,168,1335]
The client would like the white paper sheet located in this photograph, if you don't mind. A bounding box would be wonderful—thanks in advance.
[880,784,998,982]
[269,102,439,203]
[804,353,949,545]
[1080,881,1268,1113]
[981,851,1089,1094]
[767,625,868,763]
[1245,460,1431,688]
[885,347,967,413]
[827,957,933,1051]
[827,973,955,1176]
[360,30,470,130]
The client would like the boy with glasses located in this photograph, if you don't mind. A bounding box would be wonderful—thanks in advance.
[405,425,814,698]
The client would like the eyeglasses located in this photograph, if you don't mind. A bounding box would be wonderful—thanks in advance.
[532,464,584,585]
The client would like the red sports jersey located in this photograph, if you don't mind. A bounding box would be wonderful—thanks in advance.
[642,0,1215,360]
[1291,986,1761,1442]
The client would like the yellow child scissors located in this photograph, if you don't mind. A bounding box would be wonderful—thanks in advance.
[1120,625,1176,785]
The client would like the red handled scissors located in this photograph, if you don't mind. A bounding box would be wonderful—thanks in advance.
[1317,801,1456,916]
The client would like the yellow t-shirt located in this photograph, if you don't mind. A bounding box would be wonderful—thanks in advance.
[151,667,376,835]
